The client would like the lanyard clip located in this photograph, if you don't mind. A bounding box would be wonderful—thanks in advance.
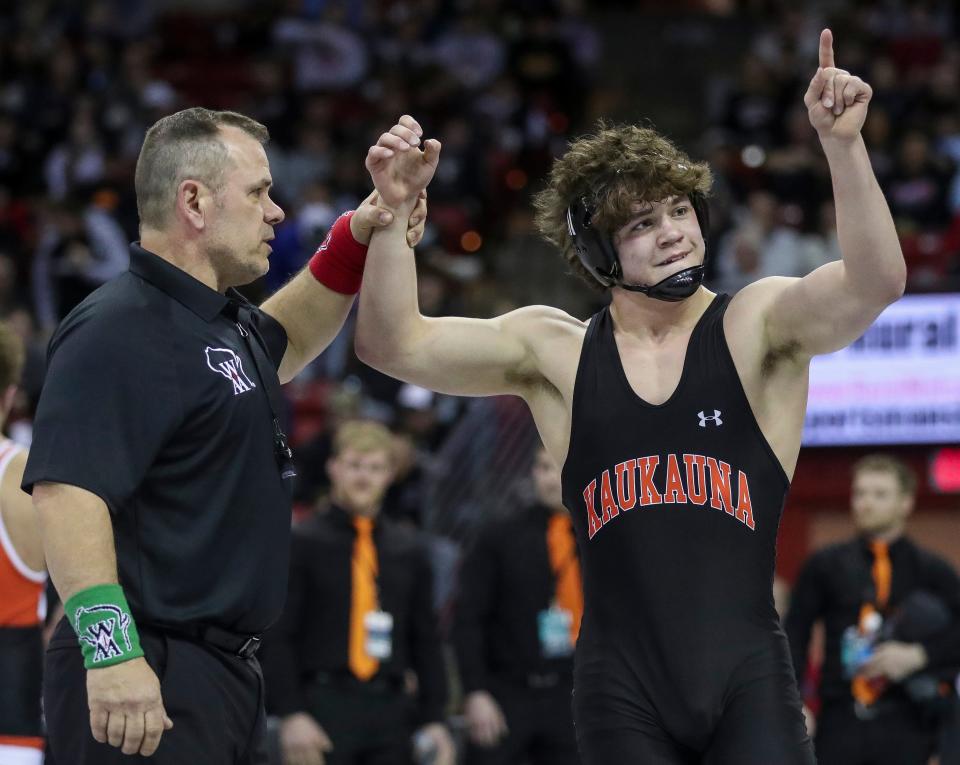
[273,419,296,479]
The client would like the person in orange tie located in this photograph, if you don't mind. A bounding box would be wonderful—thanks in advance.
[261,420,454,765]
[453,445,582,765]
[0,321,47,765]
[784,454,960,765]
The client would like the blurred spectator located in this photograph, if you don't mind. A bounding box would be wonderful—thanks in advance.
[784,454,960,765]
[718,54,790,148]
[380,431,428,528]
[713,190,807,293]
[764,105,828,217]
[0,320,46,765]
[273,7,369,92]
[31,196,129,333]
[432,15,506,91]
[453,446,581,765]
[884,129,954,232]
[799,200,842,274]
[291,382,362,505]
[261,420,454,765]
[43,106,107,201]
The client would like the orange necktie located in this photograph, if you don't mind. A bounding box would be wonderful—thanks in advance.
[852,540,891,706]
[870,540,891,609]
[348,516,379,680]
[546,512,583,643]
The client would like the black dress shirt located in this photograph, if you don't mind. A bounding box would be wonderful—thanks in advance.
[262,505,447,723]
[784,534,960,704]
[453,503,577,693]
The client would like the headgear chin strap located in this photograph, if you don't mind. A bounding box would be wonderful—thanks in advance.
[618,264,706,302]
[565,193,709,302]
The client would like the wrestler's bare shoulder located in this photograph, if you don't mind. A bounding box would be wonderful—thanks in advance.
[503,304,587,390]
[502,304,587,347]
[496,305,587,465]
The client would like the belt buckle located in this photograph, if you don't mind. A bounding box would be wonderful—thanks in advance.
[238,636,261,659]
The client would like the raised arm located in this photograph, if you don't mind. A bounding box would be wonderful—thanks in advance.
[261,193,425,384]
[356,116,568,398]
[758,29,906,357]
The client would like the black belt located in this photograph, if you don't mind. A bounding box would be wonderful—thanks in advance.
[308,670,404,694]
[144,622,262,659]
[495,670,573,690]
[524,671,572,689]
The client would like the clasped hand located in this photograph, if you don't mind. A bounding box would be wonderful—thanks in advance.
[366,115,441,212]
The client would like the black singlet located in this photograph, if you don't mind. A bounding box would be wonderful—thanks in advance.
[561,294,814,763]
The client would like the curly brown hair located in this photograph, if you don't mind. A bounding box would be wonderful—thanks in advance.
[532,121,713,290]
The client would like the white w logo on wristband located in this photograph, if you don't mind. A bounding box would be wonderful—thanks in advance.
[75,604,134,663]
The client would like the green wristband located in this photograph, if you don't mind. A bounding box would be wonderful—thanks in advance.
[65,584,144,670]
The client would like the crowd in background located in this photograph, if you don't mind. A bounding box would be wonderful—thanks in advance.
[0,0,958,456]
[0,0,958,760]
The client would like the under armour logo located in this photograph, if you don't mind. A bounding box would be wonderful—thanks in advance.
[205,347,256,395]
[698,409,723,427]
[75,605,134,664]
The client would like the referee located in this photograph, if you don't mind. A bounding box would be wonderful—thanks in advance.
[21,108,424,764]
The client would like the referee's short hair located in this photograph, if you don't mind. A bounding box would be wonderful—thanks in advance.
[135,107,269,231]
[852,453,917,497]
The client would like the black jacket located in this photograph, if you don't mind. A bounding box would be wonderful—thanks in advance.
[453,504,577,693]
[784,534,960,704]
[262,505,447,723]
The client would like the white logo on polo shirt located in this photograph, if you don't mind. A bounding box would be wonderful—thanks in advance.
[205,346,257,395]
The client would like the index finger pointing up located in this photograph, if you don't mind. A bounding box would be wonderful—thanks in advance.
[819,28,834,69]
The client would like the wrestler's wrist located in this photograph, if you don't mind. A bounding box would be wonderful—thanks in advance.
[66,583,144,670]
[309,211,368,294]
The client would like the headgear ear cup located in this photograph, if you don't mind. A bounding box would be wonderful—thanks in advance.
[566,197,620,288]
[567,193,709,301]
[690,193,710,243]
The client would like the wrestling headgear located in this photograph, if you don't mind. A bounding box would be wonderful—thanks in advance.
[565,193,709,302]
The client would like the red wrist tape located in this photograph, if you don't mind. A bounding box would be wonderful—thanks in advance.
[308,211,369,294]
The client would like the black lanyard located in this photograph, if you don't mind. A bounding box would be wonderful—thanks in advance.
[227,299,296,480]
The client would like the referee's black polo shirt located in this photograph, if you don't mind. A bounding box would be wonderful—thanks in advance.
[23,243,293,634]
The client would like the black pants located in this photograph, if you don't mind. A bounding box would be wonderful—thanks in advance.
[0,626,44,739]
[466,677,579,765]
[815,699,936,765]
[305,674,413,765]
[43,618,268,764]
[574,673,815,765]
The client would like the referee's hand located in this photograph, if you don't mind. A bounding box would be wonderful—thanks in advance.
[87,657,173,756]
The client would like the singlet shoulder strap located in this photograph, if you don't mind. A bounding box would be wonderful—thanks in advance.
[564,306,610,464]
[0,441,45,583]
[690,293,731,348]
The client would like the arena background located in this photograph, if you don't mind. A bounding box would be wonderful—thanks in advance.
[1,0,958,759]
